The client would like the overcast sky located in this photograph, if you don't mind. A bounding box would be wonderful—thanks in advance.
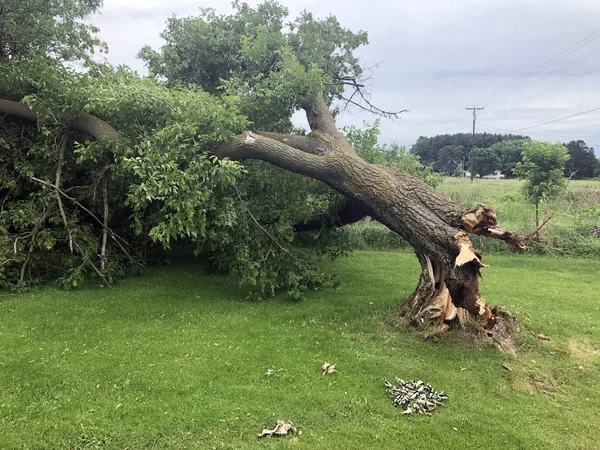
[92,0,600,155]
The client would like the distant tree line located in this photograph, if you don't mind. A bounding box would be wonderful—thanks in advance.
[410,133,600,179]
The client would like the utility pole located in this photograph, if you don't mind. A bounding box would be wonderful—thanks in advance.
[466,105,484,182]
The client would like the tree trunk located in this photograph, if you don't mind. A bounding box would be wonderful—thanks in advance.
[214,97,528,349]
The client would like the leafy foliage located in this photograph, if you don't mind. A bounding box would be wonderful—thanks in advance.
[563,140,597,179]
[1,65,248,288]
[487,139,527,178]
[514,141,570,201]
[0,0,104,62]
[344,121,441,187]
[411,132,529,167]
[0,1,373,299]
[139,1,368,131]
[436,145,467,176]
[468,147,500,177]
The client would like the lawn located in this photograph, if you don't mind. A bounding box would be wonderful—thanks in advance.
[1,251,599,449]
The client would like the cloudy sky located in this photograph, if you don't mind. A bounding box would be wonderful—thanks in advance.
[92,0,600,155]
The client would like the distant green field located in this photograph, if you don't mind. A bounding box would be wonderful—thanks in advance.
[1,251,599,449]
[343,177,600,255]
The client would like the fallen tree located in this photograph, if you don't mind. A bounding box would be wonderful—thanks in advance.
[214,96,528,351]
[1,91,528,349]
[1,1,530,350]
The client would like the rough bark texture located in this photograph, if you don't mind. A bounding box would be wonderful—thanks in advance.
[215,96,529,349]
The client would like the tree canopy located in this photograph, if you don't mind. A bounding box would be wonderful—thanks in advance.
[514,141,570,201]
[564,140,597,179]
[410,132,530,169]
[469,147,500,178]
[0,0,420,298]
[0,0,104,62]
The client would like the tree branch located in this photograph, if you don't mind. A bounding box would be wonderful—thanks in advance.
[305,96,341,136]
[294,198,369,232]
[54,130,74,253]
[254,131,330,156]
[213,131,331,179]
[29,176,137,266]
[0,98,121,142]
[339,93,408,119]
[458,204,528,250]
[100,170,109,270]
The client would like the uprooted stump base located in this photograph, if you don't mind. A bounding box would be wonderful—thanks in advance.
[397,252,521,355]
[399,305,521,355]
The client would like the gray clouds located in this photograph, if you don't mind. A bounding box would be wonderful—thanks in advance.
[92,0,600,154]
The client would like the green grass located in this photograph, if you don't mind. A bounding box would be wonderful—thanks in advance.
[1,251,599,449]
[342,177,600,255]
[440,178,600,255]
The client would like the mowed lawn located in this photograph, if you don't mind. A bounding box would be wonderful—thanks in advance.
[1,251,599,449]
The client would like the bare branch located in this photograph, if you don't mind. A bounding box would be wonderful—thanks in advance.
[100,171,109,270]
[254,131,330,156]
[213,131,331,179]
[29,176,137,266]
[329,72,408,119]
[55,130,74,253]
[339,92,408,119]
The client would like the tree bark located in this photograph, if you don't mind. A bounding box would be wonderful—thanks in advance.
[215,96,528,347]
[0,98,121,142]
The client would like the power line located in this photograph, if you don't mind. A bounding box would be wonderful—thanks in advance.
[478,122,600,138]
[513,106,600,132]
[490,46,600,108]
[479,28,600,106]
[492,62,600,115]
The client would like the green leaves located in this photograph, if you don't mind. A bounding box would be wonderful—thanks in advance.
[468,147,500,178]
[514,141,570,201]
[0,0,105,63]
[139,1,368,130]
[344,121,441,187]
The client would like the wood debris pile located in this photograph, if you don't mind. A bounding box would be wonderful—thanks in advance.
[384,378,448,415]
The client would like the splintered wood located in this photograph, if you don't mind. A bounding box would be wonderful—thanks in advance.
[454,234,488,268]
[384,378,448,415]
[257,420,296,438]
